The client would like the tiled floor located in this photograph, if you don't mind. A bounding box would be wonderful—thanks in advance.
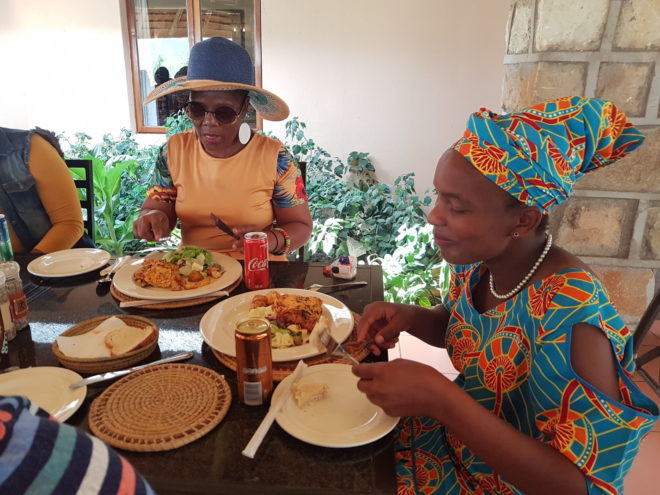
[390,321,660,493]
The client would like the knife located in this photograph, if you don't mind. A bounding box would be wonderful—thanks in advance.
[209,213,240,239]
[68,351,194,389]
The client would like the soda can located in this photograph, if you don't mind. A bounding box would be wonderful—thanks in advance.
[235,317,273,406]
[244,232,269,290]
[0,215,13,262]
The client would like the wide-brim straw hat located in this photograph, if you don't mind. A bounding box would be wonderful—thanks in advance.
[143,37,289,121]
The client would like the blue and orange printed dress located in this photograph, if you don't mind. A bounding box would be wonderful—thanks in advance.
[397,264,659,495]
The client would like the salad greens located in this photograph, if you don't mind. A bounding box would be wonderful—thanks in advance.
[163,246,217,276]
[164,246,214,265]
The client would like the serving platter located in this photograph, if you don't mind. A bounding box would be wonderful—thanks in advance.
[112,251,242,301]
[199,288,354,362]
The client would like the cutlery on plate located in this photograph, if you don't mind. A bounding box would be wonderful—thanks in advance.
[319,327,360,365]
[98,256,131,282]
[242,360,307,459]
[119,289,230,308]
[68,351,194,389]
[210,213,240,240]
[305,280,367,292]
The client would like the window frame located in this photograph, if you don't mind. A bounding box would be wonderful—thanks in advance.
[125,0,262,134]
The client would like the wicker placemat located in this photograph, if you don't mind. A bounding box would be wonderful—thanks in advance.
[111,275,242,309]
[89,363,231,452]
[212,312,369,381]
[52,315,158,374]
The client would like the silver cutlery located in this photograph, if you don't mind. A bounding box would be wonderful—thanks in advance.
[305,280,367,292]
[242,360,308,458]
[318,327,360,365]
[119,289,230,308]
[98,256,131,282]
[68,351,194,389]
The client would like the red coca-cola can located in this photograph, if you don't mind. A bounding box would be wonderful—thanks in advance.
[244,232,269,290]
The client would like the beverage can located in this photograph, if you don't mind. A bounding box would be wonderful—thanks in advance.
[244,232,269,290]
[235,317,273,406]
[0,215,14,262]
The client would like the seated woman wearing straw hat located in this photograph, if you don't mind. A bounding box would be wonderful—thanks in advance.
[354,97,659,495]
[133,37,311,259]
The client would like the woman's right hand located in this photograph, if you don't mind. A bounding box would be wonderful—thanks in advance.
[357,302,419,356]
[133,209,172,242]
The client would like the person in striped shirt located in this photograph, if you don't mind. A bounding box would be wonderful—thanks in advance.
[0,396,154,494]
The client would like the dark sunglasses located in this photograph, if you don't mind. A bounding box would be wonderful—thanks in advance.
[184,97,246,124]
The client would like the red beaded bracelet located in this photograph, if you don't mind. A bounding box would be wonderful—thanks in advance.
[271,227,291,255]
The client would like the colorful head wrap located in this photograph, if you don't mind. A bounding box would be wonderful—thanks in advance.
[452,96,645,213]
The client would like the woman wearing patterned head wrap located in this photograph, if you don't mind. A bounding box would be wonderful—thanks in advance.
[354,97,658,495]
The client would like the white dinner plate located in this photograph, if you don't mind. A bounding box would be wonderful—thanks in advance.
[27,248,111,278]
[199,288,354,362]
[274,364,399,448]
[112,251,242,301]
[0,367,86,422]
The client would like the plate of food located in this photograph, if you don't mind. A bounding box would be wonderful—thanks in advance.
[199,288,354,362]
[112,246,242,301]
[27,248,111,278]
[273,363,399,448]
[0,367,86,422]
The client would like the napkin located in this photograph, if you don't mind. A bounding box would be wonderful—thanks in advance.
[242,360,308,459]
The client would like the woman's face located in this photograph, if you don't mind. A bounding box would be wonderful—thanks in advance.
[427,149,519,265]
[188,90,248,158]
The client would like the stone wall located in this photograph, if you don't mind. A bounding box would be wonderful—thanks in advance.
[504,0,660,323]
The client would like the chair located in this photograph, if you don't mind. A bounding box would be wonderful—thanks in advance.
[633,288,660,397]
[65,159,95,242]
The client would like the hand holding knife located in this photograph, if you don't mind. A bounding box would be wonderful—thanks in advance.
[210,213,240,240]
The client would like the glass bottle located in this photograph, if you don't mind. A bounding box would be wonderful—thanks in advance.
[0,262,28,331]
[0,271,15,341]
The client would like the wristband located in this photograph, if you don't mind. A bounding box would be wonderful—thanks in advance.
[271,227,291,255]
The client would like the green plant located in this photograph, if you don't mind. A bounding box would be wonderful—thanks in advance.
[61,129,163,255]
[281,117,446,305]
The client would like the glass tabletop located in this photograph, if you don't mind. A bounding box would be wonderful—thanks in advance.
[11,256,396,495]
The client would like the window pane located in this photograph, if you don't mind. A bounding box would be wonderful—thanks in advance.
[134,0,190,127]
[200,0,257,127]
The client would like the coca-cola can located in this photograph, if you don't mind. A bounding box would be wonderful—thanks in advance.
[244,232,269,290]
[235,317,273,406]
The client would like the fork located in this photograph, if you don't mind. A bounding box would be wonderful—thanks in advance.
[98,256,131,283]
[305,281,367,292]
[318,327,360,365]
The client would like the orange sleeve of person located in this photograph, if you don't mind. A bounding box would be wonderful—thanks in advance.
[28,135,84,253]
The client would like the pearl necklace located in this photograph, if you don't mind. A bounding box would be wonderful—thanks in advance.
[489,234,553,300]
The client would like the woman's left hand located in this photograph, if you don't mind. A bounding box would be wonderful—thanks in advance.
[352,359,448,418]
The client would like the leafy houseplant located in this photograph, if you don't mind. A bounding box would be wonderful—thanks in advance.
[61,130,162,255]
[282,117,449,306]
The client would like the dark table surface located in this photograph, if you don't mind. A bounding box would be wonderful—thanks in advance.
[8,256,395,495]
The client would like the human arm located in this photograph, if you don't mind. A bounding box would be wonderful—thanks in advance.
[229,203,312,254]
[133,198,176,242]
[28,135,84,253]
[356,302,451,356]
[354,360,588,495]
[229,146,312,254]
[132,143,177,242]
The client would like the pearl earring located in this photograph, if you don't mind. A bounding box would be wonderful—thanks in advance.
[238,122,251,145]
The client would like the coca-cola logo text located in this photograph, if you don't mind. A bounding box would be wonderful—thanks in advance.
[247,258,268,271]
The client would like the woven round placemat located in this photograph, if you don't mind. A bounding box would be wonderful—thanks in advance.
[89,363,231,452]
[111,275,242,309]
[212,312,370,381]
[52,315,158,374]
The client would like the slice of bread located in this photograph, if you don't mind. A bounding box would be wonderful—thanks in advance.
[104,325,156,357]
[292,383,329,408]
